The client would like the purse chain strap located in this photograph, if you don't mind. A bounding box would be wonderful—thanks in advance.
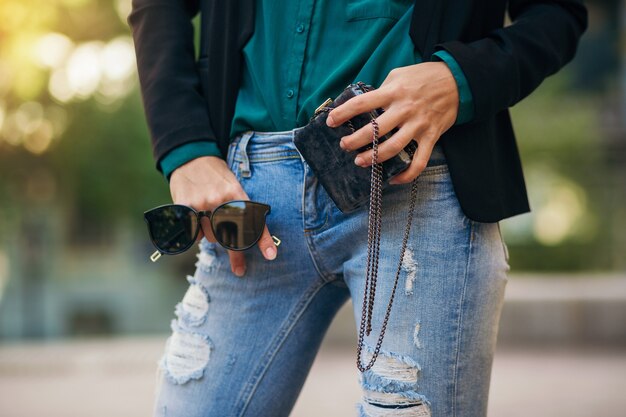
[318,82,419,372]
[356,82,417,372]
[356,106,419,372]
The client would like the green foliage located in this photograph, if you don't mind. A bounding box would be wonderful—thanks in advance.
[511,72,603,171]
[0,93,170,241]
[505,71,620,271]
[50,93,171,223]
[0,0,171,242]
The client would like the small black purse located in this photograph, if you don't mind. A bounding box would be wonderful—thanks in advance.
[294,81,420,373]
[293,82,417,213]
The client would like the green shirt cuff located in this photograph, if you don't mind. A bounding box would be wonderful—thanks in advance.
[159,141,223,181]
[432,50,475,125]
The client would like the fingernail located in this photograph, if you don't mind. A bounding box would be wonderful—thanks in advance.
[354,156,364,166]
[234,266,246,277]
[326,115,335,127]
[265,246,277,260]
[339,139,346,150]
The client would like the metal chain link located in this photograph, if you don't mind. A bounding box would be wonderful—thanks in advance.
[354,82,419,372]
[356,119,417,372]
[317,82,419,372]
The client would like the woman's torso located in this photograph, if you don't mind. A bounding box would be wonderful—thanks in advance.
[229,0,418,139]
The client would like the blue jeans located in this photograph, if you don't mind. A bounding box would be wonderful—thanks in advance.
[153,129,510,417]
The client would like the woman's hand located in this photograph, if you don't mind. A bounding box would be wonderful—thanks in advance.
[326,62,459,184]
[169,156,277,277]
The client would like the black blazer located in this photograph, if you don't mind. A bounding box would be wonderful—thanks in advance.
[127,0,587,222]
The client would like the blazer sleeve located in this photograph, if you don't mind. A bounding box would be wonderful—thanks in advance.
[433,0,588,123]
[127,0,223,172]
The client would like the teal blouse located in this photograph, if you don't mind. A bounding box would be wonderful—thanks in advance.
[160,0,474,180]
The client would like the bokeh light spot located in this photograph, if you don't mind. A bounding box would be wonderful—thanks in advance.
[23,120,54,154]
[15,101,45,135]
[35,32,74,69]
[101,36,135,82]
[534,180,587,246]
[49,68,74,103]
[66,41,104,100]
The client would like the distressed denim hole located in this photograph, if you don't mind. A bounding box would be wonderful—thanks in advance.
[174,276,210,327]
[196,241,218,273]
[401,246,418,296]
[160,322,213,385]
[412,322,422,349]
[358,345,430,416]
[360,345,420,385]
[358,400,431,417]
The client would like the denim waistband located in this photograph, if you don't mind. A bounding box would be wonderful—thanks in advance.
[231,128,446,178]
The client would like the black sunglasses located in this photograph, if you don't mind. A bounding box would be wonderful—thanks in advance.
[144,200,280,262]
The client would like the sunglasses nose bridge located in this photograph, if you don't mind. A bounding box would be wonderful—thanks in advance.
[197,210,213,219]
[197,210,214,237]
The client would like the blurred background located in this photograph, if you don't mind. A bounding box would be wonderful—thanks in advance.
[0,0,624,416]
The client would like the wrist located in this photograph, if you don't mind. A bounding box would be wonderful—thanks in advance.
[431,50,475,125]
[171,155,226,178]
[159,141,224,182]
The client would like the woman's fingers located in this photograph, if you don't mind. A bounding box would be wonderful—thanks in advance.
[169,156,279,279]
[199,217,216,242]
[353,124,418,166]
[326,88,388,127]
[226,225,276,278]
[256,225,278,260]
[338,106,404,152]
[389,137,436,184]
[228,250,247,278]
[326,62,459,178]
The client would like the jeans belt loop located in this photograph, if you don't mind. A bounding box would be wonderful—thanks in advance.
[238,131,253,178]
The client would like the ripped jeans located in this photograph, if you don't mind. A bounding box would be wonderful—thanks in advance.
[153,129,510,417]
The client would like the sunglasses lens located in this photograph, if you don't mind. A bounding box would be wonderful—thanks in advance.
[145,206,198,253]
[211,201,268,250]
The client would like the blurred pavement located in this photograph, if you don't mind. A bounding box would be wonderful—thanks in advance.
[2,275,626,416]
[1,335,625,417]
